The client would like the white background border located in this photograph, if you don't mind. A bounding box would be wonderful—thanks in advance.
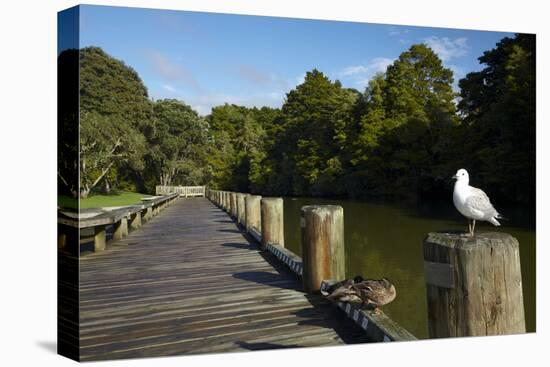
[0,0,546,366]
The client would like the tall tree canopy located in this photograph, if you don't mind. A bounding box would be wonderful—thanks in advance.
[268,69,359,196]
[63,35,534,207]
[458,34,535,204]
[346,44,458,198]
[78,47,151,197]
[142,99,210,191]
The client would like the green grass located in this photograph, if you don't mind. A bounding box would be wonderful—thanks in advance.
[58,191,152,209]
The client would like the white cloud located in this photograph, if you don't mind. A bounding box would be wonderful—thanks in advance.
[162,84,177,92]
[339,65,370,77]
[337,57,394,88]
[144,49,203,92]
[448,64,466,92]
[387,26,409,37]
[423,36,468,62]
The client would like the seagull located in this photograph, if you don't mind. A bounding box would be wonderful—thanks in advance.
[452,168,503,236]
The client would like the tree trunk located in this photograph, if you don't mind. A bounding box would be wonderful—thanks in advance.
[80,186,90,199]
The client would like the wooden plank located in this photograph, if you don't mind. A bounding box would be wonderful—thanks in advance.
[77,197,371,360]
[320,280,417,342]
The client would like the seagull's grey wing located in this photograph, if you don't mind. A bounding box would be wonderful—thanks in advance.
[465,187,498,216]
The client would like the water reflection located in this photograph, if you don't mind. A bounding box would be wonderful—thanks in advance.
[283,197,536,339]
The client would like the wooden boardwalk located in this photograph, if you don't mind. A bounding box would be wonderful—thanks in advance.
[78,198,370,361]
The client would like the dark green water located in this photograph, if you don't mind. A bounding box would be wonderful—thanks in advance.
[282,197,536,339]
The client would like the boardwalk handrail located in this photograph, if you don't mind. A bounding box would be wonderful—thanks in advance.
[156,185,205,197]
[206,189,417,342]
[58,193,179,253]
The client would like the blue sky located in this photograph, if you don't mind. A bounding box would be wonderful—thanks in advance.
[75,5,514,115]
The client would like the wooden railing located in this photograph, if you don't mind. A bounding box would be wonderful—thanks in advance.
[205,189,416,342]
[156,185,206,197]
[58,193,179,254]
[206,188,526,340]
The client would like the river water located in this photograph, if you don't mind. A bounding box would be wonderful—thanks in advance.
[282,197,536,339]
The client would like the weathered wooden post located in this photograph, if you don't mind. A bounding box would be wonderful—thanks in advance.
[245,195,262,233]
[301,205,345,293]
[93,225,106,251]
[423,232,525,337]
[113,217,128,240]
[144,206,153,222]
[237,193,246,227]
[260,198,284,251]
[130,211,142,230]
[223,191,228,212]
[230,192,237,218]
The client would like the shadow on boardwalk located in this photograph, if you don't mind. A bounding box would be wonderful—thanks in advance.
[76,197,370,361]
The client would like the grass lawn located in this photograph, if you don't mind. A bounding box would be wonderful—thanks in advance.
[58,191,152,209]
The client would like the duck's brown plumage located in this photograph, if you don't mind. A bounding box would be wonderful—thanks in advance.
[353,278,396,307]
[324,277,397,308]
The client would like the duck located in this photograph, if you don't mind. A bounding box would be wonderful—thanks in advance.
[322,276,397,313]
[321,275,364,303]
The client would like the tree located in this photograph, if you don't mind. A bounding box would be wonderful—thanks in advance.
[143,99,209,191]
[205,104,274,192]
[458,34,535,204]
[276,69,359,196]
[58,49,79,198]
[78,47,152,196]
[79,112,145,198]
[353,44,458,199]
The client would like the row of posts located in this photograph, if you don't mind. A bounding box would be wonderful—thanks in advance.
[206,189,526,339]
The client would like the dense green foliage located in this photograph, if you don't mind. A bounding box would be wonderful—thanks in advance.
[142,99,210,190]
[457,34,536,204]
[79,47,150,197]
[63,34,534,204]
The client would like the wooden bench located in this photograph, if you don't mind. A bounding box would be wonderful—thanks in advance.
[58,193,179,254]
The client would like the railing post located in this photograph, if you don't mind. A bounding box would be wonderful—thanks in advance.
[301,205,345,293]
[93,225,106,252]
[113,217,128,240]
[130,211,142,229]
[236,193,246,227]
[260,198,284,251]
[230,192,237,219]
[144,207,153,222]
[423,232,525,337]
[245,195,261,233]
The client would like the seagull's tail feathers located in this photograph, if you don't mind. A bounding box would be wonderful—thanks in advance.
[489,217,501,226]
[496,213,508,221]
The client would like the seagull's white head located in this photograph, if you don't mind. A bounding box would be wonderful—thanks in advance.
[452,169,469,184]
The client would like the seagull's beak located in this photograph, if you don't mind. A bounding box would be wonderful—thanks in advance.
[451,175,458,180]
